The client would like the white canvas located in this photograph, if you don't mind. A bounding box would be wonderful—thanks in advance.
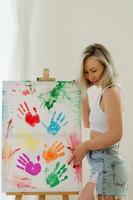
[2,81,82,192]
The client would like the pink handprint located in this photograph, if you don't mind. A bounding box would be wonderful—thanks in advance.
[17,101,40,127]
[16,153,41,176]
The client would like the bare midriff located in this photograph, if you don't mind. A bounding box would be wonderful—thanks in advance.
[90,130,103,139]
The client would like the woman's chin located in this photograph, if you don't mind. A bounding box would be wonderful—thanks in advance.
[93,82,99,86]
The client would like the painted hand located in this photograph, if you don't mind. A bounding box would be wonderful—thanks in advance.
[17,101,40,127]
[43,141,65,163]
[72,142,88,166]
[67,146,82,183]
[17,153,41,176]
[46,162,68,187]
[41,111,68,135]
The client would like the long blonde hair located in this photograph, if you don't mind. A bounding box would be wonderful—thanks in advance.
[78,43,118,98]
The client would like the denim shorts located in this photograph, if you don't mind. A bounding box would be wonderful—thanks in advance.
[86,144,128,196]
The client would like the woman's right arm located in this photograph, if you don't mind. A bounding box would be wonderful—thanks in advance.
[82,94,90,128]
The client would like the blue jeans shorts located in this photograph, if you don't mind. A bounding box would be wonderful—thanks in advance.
[86,144,128,197]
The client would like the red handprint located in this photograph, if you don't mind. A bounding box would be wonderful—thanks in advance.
[17,101,40,127]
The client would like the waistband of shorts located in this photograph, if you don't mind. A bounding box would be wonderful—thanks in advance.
[110,143,120,149]
[89,143,120,154]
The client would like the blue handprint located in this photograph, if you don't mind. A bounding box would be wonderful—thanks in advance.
[41,111,68,135]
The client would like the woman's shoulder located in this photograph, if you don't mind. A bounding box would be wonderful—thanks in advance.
[102,84,123,97]
[102,85,124,110]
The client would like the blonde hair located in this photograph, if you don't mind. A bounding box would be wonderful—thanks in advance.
[78,43,118,97]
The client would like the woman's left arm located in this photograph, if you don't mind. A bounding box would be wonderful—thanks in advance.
[73,87,123,165]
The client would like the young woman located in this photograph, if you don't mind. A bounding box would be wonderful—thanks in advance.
[73,43,128,200]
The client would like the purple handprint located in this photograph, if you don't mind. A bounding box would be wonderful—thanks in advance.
[16,153,41,176]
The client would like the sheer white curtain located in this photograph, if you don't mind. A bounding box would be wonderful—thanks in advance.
[0,1,14,199]
[1,0,38,199]
[10,0,34,80]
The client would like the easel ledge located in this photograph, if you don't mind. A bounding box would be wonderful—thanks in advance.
[37,68,56,81]
[6,192,79,200]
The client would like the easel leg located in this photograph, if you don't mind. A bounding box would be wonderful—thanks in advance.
[39,195,46,200]
[15,195,22,200]
[62,195,69,200]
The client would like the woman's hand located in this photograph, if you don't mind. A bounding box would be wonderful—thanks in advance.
[72,142,89,167]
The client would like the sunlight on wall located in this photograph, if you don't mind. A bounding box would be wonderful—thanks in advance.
[0,0,15,80]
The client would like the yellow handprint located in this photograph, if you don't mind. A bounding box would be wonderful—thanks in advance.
[16,129,41,151]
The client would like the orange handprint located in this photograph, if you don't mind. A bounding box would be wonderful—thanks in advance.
[43,141,65,163]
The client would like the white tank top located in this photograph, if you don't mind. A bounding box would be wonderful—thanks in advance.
[89,84,123,133]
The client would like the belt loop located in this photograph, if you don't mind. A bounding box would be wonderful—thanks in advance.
[89,150,92,158]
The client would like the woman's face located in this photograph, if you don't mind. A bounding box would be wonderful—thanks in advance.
[84,57,105,86]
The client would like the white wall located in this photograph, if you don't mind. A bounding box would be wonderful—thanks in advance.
[0,0,133,199]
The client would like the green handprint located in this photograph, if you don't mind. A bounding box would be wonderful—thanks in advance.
[46,162,68,187]
[38,82,66,110]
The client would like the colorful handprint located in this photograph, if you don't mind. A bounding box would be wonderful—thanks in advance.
[16,129,41,151]
[17,101,40,127]
[41,111,68,135]
[43,141,65,163]
[16,153,41,176]
[12,81,36,96]
[39,81,65,110]
[46,162,68,187]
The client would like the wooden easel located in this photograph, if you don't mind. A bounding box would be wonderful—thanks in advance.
[6,191,79,200]
[6,68,79,200]
[37,68,56,81]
